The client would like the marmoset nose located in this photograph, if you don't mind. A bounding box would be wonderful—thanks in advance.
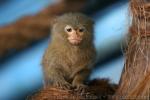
[74,31,80,38]
[72,31,77,35]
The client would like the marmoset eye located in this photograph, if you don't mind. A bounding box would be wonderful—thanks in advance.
[67,28,72,32]
[79,28,84,32]
[65,25,73,33]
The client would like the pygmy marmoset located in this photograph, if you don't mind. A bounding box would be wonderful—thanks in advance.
[42,13,96,91]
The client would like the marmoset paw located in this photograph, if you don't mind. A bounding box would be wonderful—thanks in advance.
[74,84,88,94]
[54,81,72,90]
[61,82,73,90]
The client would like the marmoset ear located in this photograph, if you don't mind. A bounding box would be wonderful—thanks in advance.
[50,16,59,27]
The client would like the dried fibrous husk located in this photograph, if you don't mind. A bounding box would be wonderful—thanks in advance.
[28,79,117,100]
[114,0,150,99]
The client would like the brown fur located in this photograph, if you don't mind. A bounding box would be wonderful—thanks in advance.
[42,13,96,90]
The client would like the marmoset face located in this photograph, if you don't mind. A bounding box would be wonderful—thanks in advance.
[52,13,94,46]
[64,25,85,45]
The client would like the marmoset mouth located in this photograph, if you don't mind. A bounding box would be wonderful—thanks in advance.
[69,39,82,45]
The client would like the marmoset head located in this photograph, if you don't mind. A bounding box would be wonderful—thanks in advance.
[51,13,94,46]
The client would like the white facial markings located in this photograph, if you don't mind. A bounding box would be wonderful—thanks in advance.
[64,25,75,35]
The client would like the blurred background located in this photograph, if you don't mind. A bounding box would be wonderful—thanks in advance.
[0,0,129,99]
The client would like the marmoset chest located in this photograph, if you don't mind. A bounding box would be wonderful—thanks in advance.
[59,48,93,71]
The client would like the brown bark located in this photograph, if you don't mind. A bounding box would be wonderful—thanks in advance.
[114,0,150,99]
[0,0,86,57]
